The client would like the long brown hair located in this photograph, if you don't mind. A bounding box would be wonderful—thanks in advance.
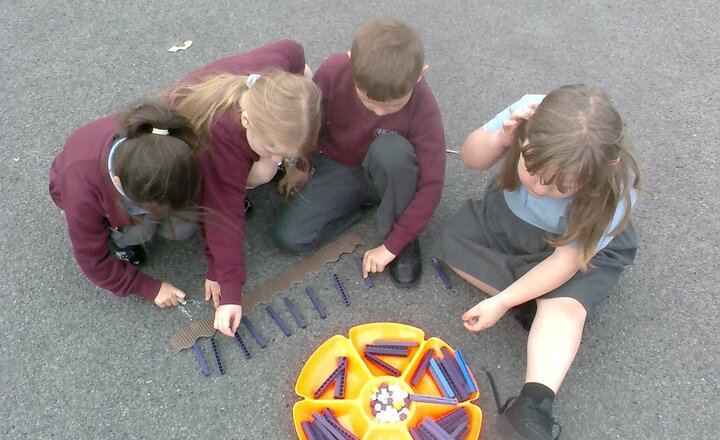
[498,84,641,268]
[166,70,321,160]
[114,102,201,221]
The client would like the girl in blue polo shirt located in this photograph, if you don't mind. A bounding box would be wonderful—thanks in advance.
[434,84,641,440]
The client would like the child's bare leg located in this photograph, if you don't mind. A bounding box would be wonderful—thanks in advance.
[448,265,500,296]
[247,157,279,188]
[526,296,586,393]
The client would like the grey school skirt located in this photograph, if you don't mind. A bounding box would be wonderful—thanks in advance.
[432,181,637,316]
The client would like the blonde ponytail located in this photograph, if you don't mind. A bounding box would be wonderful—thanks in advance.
[167,74,250,143]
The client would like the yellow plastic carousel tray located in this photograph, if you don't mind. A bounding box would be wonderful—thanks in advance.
[293,322,483,439]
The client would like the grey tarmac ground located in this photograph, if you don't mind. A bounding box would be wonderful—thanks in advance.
[1,1,718,439]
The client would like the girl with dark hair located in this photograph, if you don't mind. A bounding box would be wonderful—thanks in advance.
[49,102,201,308]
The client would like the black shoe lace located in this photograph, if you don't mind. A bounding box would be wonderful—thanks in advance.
[483,369,563,440]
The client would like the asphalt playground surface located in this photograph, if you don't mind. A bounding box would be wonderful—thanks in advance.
[1,1,718,439]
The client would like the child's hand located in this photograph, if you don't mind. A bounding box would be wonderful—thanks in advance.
[362,244,397,277]
[499,104,538,145]
[214,304,242,337]
[204,279,221,309]
[154,282,187,308]
[278,165,309,196]
[462,297,509,332]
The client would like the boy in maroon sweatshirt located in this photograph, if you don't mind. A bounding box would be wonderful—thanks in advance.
[274,20,446,286]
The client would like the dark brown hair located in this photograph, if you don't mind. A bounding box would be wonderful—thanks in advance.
[351,19,424,101]
[498,84,641,268]
[113,102,201,220]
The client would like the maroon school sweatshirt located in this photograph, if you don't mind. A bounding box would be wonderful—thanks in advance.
[182,40,306,306]
[313,53,447,255]
[49,115,162,301]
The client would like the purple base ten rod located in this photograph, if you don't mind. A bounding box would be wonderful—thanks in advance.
[431,257,452,289]
[192,342,210,377]
[356,257,374,288]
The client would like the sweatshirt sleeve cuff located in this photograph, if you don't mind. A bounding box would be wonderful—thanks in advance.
[135,276,163,302]
[205,266,217,282]
[218,281,243,306]
[383,232,415,256]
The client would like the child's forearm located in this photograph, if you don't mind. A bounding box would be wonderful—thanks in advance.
[495,246,580,308]
[459,128,510,171]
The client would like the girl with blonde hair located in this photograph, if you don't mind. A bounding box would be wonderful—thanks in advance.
[167,40,321,338]
[434,84,641,439]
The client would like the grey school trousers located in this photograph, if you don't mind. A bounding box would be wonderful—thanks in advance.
[274,134,418,253]
[111,213,198,247]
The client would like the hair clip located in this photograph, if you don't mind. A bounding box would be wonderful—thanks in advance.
[151,128,169,135]
[609,156,621,166]
[246,73,262,89]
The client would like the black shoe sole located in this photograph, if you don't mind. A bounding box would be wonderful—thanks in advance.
[389,270,422,289]
[496,414,552,440]
[496,415,530,440]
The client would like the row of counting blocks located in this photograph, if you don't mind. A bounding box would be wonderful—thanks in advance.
[189,274,361,377]
[192,338,225,376]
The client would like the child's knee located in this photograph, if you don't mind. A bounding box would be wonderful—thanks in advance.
[247,159,279,187]
[273,221,311,254]
[366,134,416,166]
[537,297,587,323]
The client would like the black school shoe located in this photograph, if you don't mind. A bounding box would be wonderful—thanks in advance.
[485,371,562,440]
[496,396,562,439]
[109,241,146,267]
[389,238,422,287]
[512,300,538,332]
[244,197,253,217]
[271,162,286,183]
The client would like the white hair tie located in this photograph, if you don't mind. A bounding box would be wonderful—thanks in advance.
[246,73,262,88]
[151,128,169,135]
